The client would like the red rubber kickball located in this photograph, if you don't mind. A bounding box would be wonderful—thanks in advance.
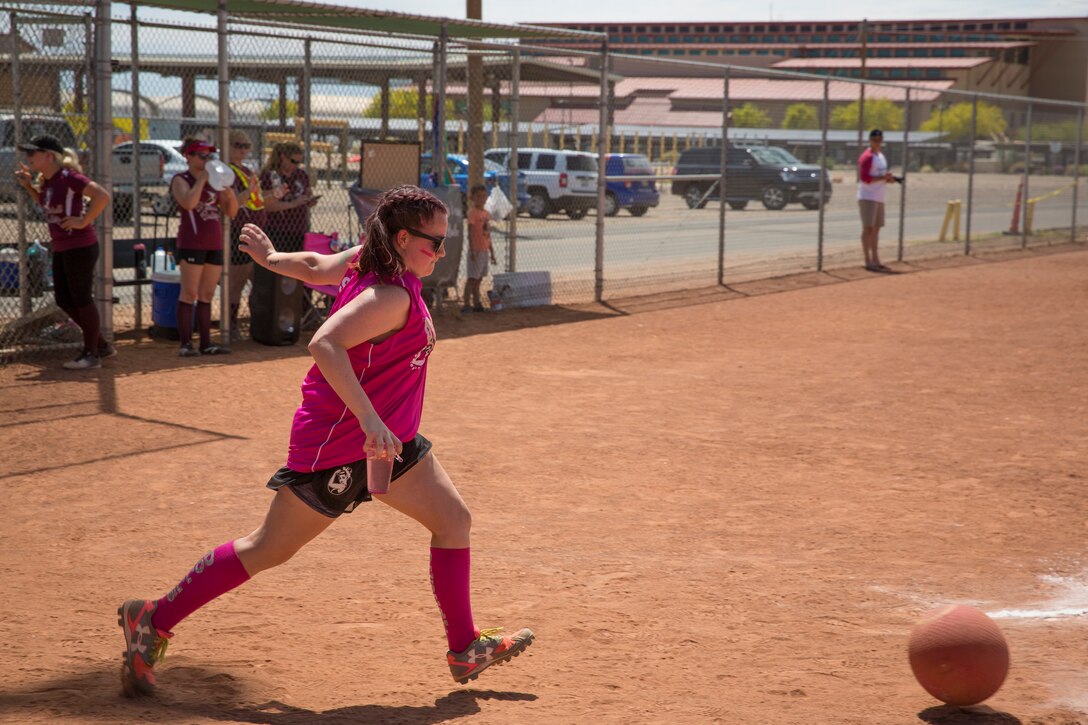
[908,604,1010,707]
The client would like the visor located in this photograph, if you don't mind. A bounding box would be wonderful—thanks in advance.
[182,140,217,155]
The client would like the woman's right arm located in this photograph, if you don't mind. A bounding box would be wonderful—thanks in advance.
[263,194,310,214]
[14,164,41,205]
[238,223,358,286]
[171,172,208,210]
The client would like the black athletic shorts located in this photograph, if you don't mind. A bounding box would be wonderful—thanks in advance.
[178,248,225,266]
[265,434,432,518]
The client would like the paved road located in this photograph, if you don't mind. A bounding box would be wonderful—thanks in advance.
[492,173,1080,279]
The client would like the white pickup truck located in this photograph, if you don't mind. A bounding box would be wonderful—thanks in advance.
[0,114,163,222]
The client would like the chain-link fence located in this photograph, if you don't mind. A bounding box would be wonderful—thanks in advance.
[1,3,1084,361]
[0,5,95,355]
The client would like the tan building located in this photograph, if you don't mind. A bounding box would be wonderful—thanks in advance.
[537,16,1088,105]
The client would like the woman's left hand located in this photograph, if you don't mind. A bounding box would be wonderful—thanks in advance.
[60,216,88,231]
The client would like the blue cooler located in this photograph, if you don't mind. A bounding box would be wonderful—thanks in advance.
[151,269,181,329]
[0,248,18,293]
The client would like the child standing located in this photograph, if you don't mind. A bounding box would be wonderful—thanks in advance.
[462,185,496,313]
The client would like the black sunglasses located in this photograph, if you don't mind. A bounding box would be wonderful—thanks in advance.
[287,157,303,164]
[405,227,446,253]
[233,142,251,149]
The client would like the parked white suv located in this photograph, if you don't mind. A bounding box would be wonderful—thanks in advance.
[111,139,188,215]
[484,147,598,219]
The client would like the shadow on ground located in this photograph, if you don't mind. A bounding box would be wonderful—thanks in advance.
[918,704,1023,724]
[0,666,537,724]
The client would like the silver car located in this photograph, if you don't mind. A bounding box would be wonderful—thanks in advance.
[111,139,188,215]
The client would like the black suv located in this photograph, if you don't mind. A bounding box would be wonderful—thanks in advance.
[671,145,831,211]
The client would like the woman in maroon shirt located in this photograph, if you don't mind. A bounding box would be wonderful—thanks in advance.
[260,141,318,253]
[171,138,238,357]
[14,135,112,370]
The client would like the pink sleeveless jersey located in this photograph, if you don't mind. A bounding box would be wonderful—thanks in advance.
[286,265,436,472]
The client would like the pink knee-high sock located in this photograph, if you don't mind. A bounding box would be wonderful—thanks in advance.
[151,540,251,633]
[430,547,476,653]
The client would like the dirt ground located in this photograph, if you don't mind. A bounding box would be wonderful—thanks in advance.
[1,246,1087,725]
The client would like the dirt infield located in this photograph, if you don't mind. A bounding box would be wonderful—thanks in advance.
[1,245,1087,725]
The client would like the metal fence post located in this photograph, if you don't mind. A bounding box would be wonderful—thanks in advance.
[302,38,312,169]
[718,67,729,286]
[130,3,142,249]
[507,45,519,274]
[817,77,828,272]
[94,0,113,343]
[217,0,231,345]
[10,12,28,315]
[1072,107,1083,243]
[965,95,977,254]
[594,38,609,304]
[897,87,910,262]
[1021,101,1032,248]
[437,25,447,174]
[83,12,93,152]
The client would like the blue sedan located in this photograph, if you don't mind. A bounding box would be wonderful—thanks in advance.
[421,153,528,211]
[604,153,660,217]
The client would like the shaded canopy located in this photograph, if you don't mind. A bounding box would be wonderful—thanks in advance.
[108,0,601,40]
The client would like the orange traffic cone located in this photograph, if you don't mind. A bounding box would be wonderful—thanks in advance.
[1007,179,1024,234]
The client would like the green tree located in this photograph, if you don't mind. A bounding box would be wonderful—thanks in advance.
[921,101,1006,140]
[1013,118,1088,143]
[781,103,820,130]
[830,98,904,132]
[731,102,771,128]
[362,88,511,120]
[260,99,299,121]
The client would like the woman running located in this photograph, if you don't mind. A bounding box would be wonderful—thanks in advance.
[117,185,533,697]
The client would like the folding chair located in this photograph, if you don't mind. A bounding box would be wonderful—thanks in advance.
[301,232,343,329]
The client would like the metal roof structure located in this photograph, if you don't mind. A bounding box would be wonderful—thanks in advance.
[773,58,994,70]
[17,0,605,40]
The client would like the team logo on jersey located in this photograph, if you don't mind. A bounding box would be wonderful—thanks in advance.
[410,314,437,369]
[327,466,353,496]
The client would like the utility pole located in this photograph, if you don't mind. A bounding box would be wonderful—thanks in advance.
[466,0,484,191]
[858,18,867,150]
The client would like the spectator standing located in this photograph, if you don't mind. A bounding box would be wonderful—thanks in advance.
[14,135,112,370]
[462,184,496,313]
[260,141,318,253]
[171,138,239,357]
[226,130,265,340]
[857,128,899,273]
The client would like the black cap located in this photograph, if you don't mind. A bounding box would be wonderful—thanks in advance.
[18,135,66,155]
[869,129,884,139]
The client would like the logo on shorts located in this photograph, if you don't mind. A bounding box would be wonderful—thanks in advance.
[327,466,353,496]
